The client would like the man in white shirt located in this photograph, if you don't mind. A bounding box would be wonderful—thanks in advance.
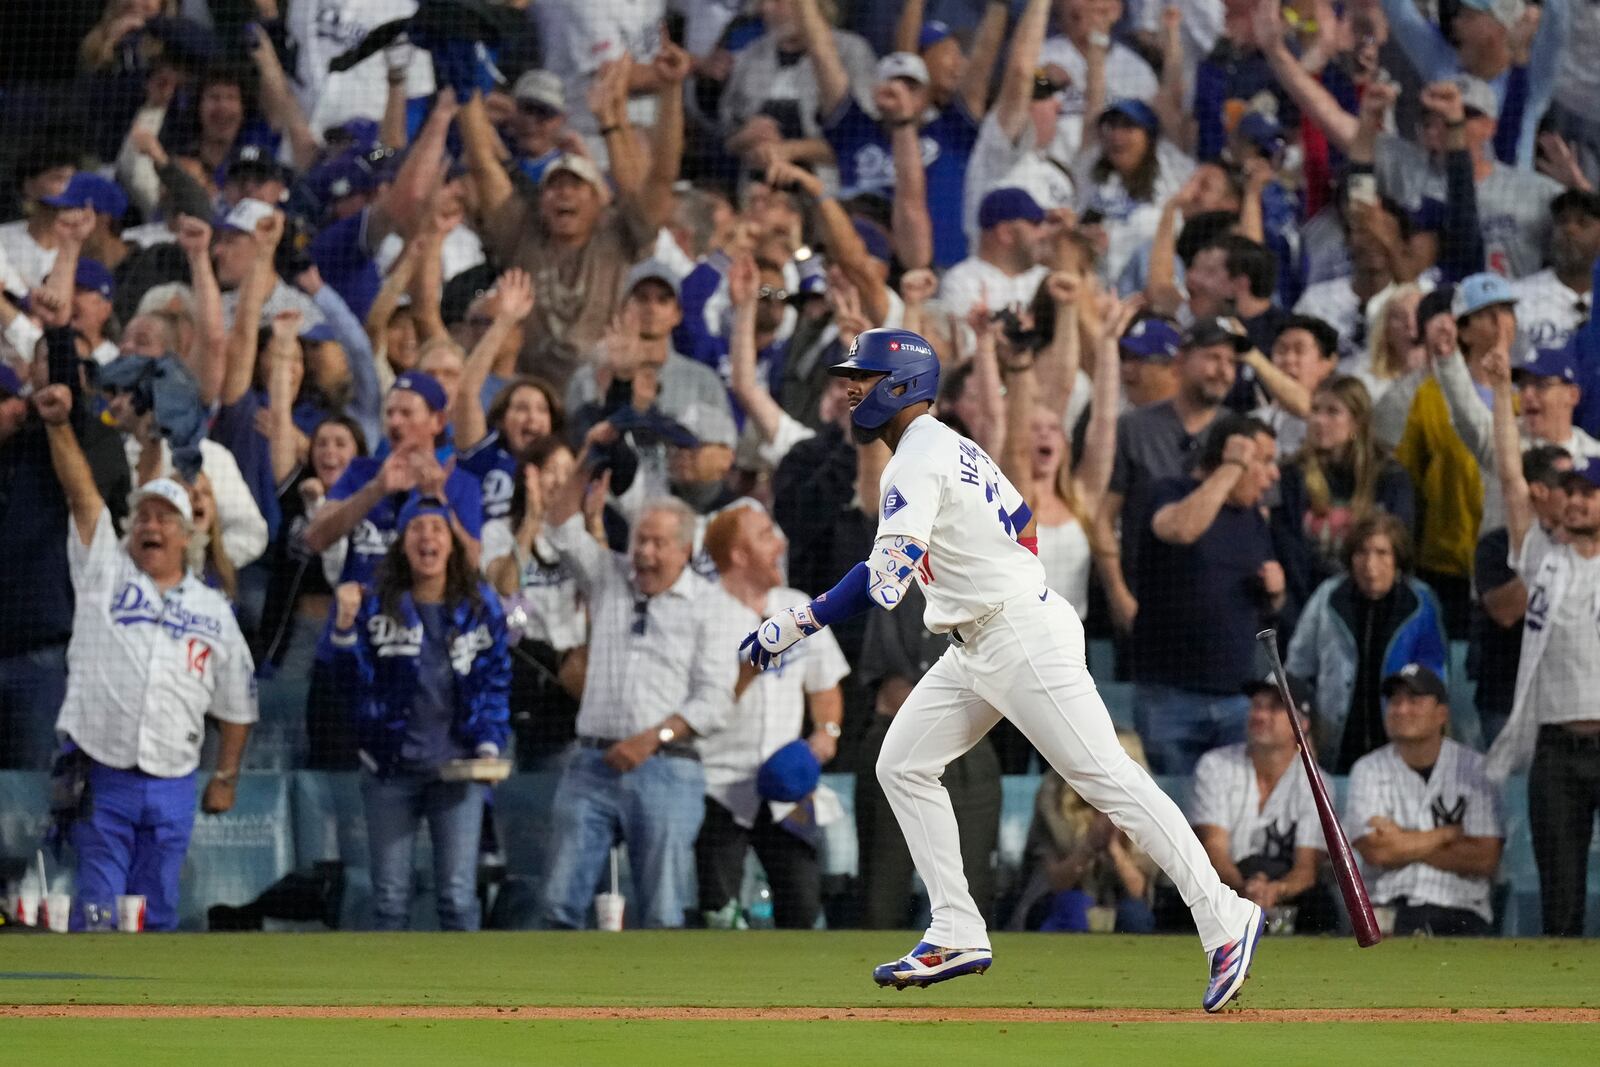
[534,0,665,154]
[288,0,436,138]
[33,385,255,932]
[939,187,1052,330]
[697,505,848,929]
[1485,354,1600,936]
[1190,676,1331,932]
[1347,664,1504,936]
[1507,190,1599,363]
[538,482,739,929]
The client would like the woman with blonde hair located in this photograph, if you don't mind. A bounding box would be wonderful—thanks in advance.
[1356,284,1427,402]
[1007,729,1159,933]
[1272,375,1415,611]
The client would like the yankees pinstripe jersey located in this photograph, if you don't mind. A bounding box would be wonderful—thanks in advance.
[1345,740,1504,922]
[55,508,257,778]
[1188,744,1326,864]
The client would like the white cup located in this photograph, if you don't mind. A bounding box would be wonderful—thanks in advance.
[116,894,146,932]
[46,894,71,933]
[594,892,625,932]
[14,892,40,926]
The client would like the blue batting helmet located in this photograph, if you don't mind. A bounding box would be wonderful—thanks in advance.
[829,328,940,443]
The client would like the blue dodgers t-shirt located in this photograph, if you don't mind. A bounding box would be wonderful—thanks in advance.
[457,430,516,521]
[325,456,485,586]
[823,98,979,269]
[1131,476,1277,694]
[399,602,469,772]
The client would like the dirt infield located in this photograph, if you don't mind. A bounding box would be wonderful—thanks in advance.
[3,1005,1594,1024]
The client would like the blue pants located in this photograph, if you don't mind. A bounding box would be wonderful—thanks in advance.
[71,763,197,931]
[0,644,68,771]
[1133,685,1250,776]
[541,746,704,929]
[361,772,486,931]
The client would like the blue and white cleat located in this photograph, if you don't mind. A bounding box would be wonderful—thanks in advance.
[1203,903,1265,1013]
[872,942,992,990]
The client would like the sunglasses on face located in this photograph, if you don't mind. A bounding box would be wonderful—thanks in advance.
[757,286,790,303]
[517,102,562,121]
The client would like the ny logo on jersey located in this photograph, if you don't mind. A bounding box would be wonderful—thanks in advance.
[1431,796,1467,829]
[883,484,909,519]
[1262,819,1297,863]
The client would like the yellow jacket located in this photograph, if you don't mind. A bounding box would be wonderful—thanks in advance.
[1394,378,1483,577]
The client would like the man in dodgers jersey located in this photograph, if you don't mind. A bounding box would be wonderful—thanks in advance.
[740,328,1264,1012]
[34,385,256,932]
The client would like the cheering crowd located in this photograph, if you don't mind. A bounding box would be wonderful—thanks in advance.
[0,0,1596,938]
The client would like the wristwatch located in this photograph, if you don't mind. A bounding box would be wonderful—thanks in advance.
[820,722,842,739]
[657,725,678,746]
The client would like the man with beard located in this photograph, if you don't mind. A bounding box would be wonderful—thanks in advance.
[1508,191,1600,363]
[1093,318,1242,638]
[1487,347,1600,937]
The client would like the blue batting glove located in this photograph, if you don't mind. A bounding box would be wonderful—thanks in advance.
[740,631,776,670]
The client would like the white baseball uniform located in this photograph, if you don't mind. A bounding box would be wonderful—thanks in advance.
[1509,268,1589,364]
[1345,740,1504,923]
[872,414,1256,951]
[1188,744,1326,864]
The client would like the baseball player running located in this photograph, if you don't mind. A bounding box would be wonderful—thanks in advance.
[740,328,1265,1012]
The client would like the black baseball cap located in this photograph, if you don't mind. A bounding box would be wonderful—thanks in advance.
[1380,663,1449,703]
[1242,675,1312,716]
[1181,317,1252,353]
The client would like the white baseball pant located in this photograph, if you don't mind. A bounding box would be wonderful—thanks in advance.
[876,589,1256,953]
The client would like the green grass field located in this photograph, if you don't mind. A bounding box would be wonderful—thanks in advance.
[3,932,1596,1065]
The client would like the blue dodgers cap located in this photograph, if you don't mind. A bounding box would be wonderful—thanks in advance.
[1098,98,1160,134]
[1451,272,1518,321]
[75,259,114,299]
[1120,317,1182,360]
[310,151,379,203]
[0,363,22,397]
[1514,340,1579,385]
[756,739,821,802]
[1562,461,1600,492]
[395,493,454,534]
[391,370,448,412]
[43,172,129,217]
[977,186,1045,229]
[918,20,954,50]
[1236,111,1286,156]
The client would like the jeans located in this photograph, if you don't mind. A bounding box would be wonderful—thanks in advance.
[72,763,197,931]
[361,772,487,931]
[541,746,705,929]
[1133,685,1250,776]
[0,643,68,770]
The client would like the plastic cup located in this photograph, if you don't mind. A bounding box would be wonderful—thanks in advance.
[594,892,625,932]
[116,894,146,932]
[14,891,39,926]
[46,894,71,933]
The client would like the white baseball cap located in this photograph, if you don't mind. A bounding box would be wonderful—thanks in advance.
[540,154,612,204]
[130,477,194,528]
[513,70,565,113]
[220,197,277,236]
[876,52,930,86]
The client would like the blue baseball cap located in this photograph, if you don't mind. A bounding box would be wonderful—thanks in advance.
[1098,99,1160,135]
[1120,317,1182,361]
[0,363,22,398]
[395,494,454,534]
[978,186,1045,229]
[75,259,114,299]
[852,217,893,263]
[918,20,954,50]
[391,371,448,412]
[1561,461,1600,492]
[1236,111,1286,157]
[310,151,379,204]
[1514,340,1579,385]
[756,739,821,802]
[43,172,129,218]
[1451,272,1518,321]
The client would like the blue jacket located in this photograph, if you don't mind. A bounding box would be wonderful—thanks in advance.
[1284,574,1447,767]
[330,581,511,776]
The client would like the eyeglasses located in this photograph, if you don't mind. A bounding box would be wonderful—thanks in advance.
[631,598,649,636]
[757,286,790,303]
[516,102,562,120]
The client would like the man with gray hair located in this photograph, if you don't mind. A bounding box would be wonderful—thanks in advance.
[538,459,740,929]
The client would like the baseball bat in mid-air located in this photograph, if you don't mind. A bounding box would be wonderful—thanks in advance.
[1256,629,1383,948]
